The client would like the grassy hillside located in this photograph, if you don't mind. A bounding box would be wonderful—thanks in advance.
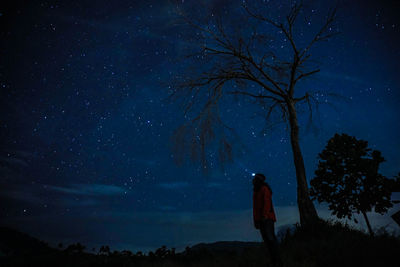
[1,219,399,267]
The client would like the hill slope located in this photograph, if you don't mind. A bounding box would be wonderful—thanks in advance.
[0,220,399,267]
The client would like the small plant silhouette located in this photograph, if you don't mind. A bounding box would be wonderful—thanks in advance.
[64,242,86,254]
[98,245,111,256]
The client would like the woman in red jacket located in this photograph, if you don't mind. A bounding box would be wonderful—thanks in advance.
[252,173,280,266]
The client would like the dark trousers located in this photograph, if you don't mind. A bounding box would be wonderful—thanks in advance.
[259,219,280,265]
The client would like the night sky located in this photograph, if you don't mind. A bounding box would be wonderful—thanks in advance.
[1,0,399,252]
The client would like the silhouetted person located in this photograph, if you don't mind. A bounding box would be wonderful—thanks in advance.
[252,173,280,266]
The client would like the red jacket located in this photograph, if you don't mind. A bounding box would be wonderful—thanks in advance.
[253,184,276,223]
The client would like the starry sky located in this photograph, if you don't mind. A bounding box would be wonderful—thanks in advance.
[1,0,399,252]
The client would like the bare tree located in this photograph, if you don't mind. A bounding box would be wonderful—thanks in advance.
[169,2,338,226]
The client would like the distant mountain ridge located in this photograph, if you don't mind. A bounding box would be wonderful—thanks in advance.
[0,224,297,257]
[188,224,297,254]
[0,226,263,256]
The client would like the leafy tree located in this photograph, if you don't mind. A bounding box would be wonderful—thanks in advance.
[170,1,339,225]
[310,133,399,236]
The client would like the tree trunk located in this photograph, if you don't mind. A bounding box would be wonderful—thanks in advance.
[362,211,374,236]
[287,100,319,226]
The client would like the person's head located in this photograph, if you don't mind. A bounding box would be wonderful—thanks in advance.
[252,173,266,188]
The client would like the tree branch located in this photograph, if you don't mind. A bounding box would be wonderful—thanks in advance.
[203,46,285,96]
[228,91,284,102]
[299,7,337,59]
[294,69,320,84]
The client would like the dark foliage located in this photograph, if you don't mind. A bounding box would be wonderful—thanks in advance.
[310,133,400,235]
[279,219,400,267]
[64,243,86,255]
[393,173,400,192]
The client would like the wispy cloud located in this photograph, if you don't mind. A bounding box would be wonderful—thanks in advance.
[0,189,44,204]
[206,182,224,188]
[0,150,36,168]
[157,181,190,189]
[319,71,370,87]
[157,181,228,190]
[47,183,125,196]
[159,206,177,211]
